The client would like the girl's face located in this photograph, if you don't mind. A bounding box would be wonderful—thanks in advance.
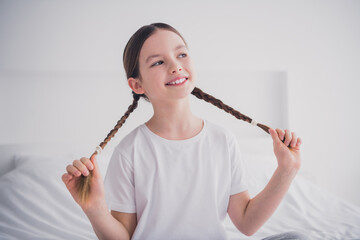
[129,29,196,103]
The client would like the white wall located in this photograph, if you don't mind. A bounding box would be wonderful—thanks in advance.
[1,0,359,206]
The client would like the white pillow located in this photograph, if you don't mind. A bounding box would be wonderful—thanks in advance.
[0,154,99,239]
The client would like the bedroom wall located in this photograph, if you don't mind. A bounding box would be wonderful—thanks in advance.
[1,1,359,206]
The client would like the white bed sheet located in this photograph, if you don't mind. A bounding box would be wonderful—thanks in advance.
[226,153,360,240]
[0,150,359,240]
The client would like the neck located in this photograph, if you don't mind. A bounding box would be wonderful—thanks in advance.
[146,97,203,140]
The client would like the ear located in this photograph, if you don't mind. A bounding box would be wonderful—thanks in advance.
[128,77,145,95]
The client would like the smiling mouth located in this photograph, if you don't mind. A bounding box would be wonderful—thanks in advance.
[165,77,188,86]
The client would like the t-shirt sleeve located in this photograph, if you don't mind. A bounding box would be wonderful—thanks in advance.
[229,134,248,195]
[104,148,136,213]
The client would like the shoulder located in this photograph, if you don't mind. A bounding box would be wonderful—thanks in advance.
[112,124,146,157]
[204,120,242,163]
[204,120,239,150]
[205,119,237,143]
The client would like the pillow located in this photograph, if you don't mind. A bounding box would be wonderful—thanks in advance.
[0,154,101,239]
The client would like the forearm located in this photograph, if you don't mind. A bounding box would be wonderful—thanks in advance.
[242,167,298,235]
[85,205,130,240]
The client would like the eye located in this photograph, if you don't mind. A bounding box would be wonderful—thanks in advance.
[151,60,164,67]
[179,53,187,58]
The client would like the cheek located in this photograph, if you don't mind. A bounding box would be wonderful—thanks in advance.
[141,69,160,82]
[185,58,194,70]
[185,61,196,78]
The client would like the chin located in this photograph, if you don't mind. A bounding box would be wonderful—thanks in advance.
[173,86,195,100]
[184,79,196,95]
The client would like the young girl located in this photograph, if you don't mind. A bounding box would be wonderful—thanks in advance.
[62,23,306,240]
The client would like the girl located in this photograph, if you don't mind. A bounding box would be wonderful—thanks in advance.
[62,23,306,240]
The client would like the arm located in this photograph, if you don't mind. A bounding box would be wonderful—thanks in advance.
[62,155,137,240]
[228,128,302,236]
[85,207,137,240]
[85,207,133,240]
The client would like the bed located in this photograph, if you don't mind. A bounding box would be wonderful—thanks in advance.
[0,139,359,240]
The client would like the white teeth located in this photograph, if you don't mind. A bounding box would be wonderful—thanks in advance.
[167,78,186,85]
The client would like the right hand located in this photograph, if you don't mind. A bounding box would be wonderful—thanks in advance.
[62,155,107,215]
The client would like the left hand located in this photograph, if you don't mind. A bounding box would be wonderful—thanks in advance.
[269,128,302,172]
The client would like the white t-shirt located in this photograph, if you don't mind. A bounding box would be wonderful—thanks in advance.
[104,119,248,240]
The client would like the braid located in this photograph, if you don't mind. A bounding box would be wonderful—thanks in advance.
[77,87,270,203]
[191,87,270,134]
[98,92,141,150]
[77,92,141,203]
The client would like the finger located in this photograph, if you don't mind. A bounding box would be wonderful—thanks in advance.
[80,157,94,171]
[296,137,302,147]
[269,128,281,143]
[292,137,302,150]
[276,128,285,142]
[283,129,292,147]
[73,160,90,176]
[62,173,73,183]
[66,164,81,177]
[90,154,101,177]
[290,132,297,148]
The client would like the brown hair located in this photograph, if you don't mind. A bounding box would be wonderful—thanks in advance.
[77,23,270,203]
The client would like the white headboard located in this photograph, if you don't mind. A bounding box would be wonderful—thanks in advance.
[1,70,287,142]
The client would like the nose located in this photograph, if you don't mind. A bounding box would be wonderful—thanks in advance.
[169,64,182,74]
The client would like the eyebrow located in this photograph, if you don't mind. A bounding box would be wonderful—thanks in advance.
[145,45,187,64]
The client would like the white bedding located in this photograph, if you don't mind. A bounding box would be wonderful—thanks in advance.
[0,146,359,240]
